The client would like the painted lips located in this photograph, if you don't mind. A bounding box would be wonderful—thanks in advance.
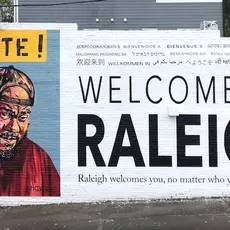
[0,132,19,148]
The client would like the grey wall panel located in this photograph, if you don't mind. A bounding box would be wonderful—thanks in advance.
[18,0,223,34]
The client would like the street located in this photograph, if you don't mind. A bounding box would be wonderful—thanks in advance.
[1,198,230,229]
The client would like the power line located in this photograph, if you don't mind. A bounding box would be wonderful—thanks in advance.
[0,0,106,7]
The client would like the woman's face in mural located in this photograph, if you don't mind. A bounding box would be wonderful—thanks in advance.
[0,86,32,152]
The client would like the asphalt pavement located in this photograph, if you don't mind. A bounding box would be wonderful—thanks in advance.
[1,198,230,229]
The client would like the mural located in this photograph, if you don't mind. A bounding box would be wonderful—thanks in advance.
[0,66,60,196]
[0,29,60,197]
[2,25,230,205]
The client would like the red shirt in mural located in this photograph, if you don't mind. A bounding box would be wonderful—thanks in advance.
[0,138,60,196]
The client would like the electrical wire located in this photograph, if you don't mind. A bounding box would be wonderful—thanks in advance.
[0,0,106,7]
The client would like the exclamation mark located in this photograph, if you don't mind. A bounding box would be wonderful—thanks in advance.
[38,34,43,58]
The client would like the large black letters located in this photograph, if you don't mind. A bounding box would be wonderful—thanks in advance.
[224,120,230,161]
[209,115,217,167]
[79,76,102,103]
[224,77,230,103]
[177,115,202,167]
[108,114,145,167]
[146,75,162,104]
[78,114,106,166]
[169,76,188,104]
[196,76,215,103]
[149,115,172,166]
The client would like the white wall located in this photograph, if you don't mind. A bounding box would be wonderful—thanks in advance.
[1,24,230,206]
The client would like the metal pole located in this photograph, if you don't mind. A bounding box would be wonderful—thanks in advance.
[14,0,18,22]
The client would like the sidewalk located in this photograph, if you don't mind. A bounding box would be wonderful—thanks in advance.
[1,198,230,229]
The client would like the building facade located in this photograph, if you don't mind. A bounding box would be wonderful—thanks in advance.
[16,0,223,33]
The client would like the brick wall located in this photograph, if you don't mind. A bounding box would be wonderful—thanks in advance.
[0,24,230,205]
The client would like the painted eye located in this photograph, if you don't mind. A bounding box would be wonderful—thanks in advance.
[18,116,28,122]
[0,110,9,120]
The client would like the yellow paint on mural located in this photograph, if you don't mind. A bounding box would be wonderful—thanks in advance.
[0,30,47,62]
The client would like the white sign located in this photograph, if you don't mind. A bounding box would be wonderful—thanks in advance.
[60,32,230,202]
[1,27,230,205]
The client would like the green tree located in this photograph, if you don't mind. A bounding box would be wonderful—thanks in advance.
[224,0,230,37]
[225,16,230,37]
[0,0,13,22]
